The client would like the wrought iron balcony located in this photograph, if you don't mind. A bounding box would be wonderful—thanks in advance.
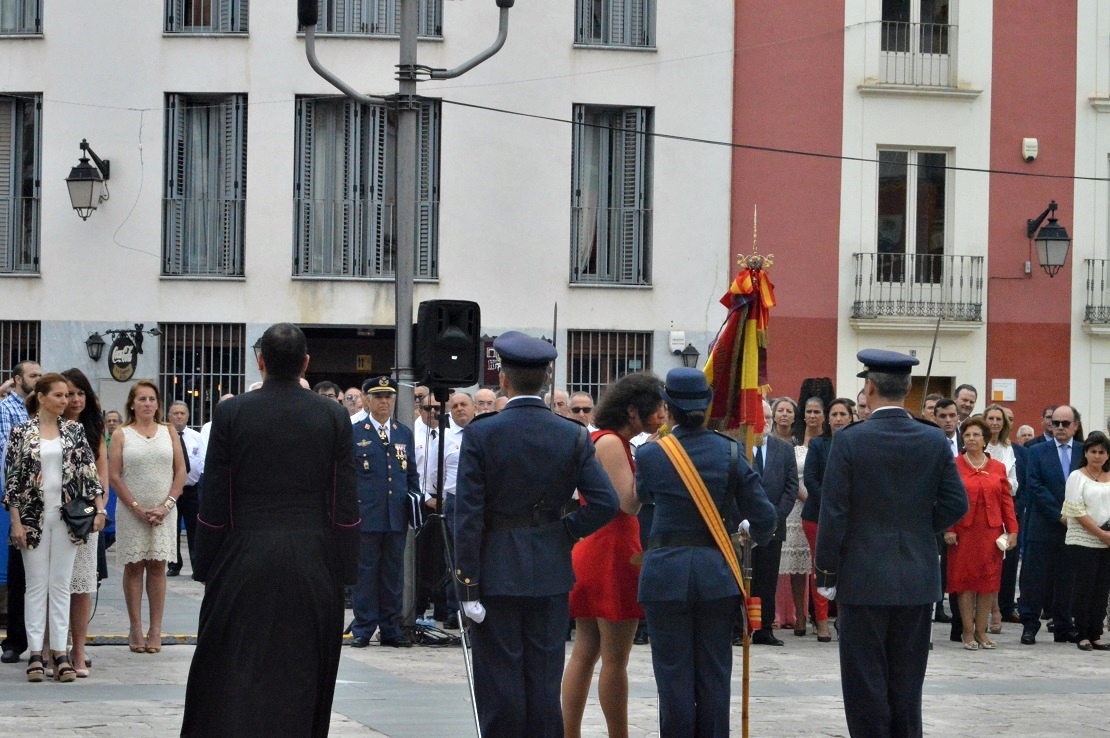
[1085,259,1110,323]
[879,21,957,87]
[852,252,983,322]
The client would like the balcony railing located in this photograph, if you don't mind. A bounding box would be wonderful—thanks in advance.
[1085,259,1110,323]
[879,21,957,87]
[0,196,40,274]
[852,252,983,321]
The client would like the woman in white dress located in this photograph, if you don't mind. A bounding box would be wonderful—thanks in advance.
[108,381,186,654]
[778,397,826,635]
[61,369,109,678]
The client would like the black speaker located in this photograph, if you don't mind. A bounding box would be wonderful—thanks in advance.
[297,0,318,27]
[415,300,481,386]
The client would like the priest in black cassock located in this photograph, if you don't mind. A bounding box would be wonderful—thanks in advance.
[181,323,359,737]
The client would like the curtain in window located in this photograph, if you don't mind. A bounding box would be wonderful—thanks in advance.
[0,95,39,274]
[0,0,39,33]
[166,0,248,32]
[313,0,440,36]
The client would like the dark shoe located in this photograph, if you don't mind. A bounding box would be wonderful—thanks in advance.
[351,636,371,648]
[1055,630,1080,644]
[166,567,180,578]
[1004,612,1022,624]
[380,635,413,648]
[950,633,963,642]
[1,650,21,664]
[1020,631,1036,645]
[934,611,952,624]
[793,625,807,637]
[1078,640,1094,651]
[1046,621,1055,632]
[441,617,459,630]
[817,635,832,643]
[1091,641,1110,651]
[751,631,784,646]
[633,632,649,645]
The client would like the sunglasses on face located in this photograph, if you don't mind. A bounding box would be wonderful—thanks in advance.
[570,407,592,414]
[422,405,441,412]
[344,395,359,401]
[1052,420,1073,428]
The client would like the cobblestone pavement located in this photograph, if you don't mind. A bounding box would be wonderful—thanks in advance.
[0,547,1106,737]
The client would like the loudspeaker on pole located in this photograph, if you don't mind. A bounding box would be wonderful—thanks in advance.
[414,300,482,387]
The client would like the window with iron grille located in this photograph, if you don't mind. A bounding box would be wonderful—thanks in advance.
[571,105,652,286]
[0,0,41,34]
[165,0,248,33]
[566,330,652,401]
[0,94,40,275]
[159,323,245,429]
[575,0,653,48]
[305,0,441,37]
[293,95,439,279]
[0,320,38,382]
[162,93,247,277]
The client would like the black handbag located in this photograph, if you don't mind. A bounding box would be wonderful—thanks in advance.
[60,497,98,543]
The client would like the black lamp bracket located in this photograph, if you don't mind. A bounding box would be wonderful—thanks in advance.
[1027,200,1057,239]
[80,139,110,181]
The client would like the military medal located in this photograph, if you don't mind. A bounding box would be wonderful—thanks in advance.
[394,444,408,471]
[363,459,370,470]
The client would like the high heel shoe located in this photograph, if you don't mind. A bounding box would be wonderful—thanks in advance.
[129,629,147,653]
[961,639,979,651]
[974,634,996,650]
[25,654,44,682]
[52,654,76,683]
[145,631,162,654]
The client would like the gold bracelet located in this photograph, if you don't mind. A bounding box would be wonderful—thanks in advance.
[130,500,139,508]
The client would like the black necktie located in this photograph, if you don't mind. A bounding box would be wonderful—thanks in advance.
[431,428,437,440]
[755,445,764,475]
[178,430,191,474]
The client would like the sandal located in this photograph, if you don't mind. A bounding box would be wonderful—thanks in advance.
[25,654,44,682]
[53,654,76,683]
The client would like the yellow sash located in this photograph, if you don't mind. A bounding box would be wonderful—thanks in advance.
[657,434,748,598]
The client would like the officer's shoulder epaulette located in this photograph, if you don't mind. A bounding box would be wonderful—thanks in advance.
[468,410,498,425]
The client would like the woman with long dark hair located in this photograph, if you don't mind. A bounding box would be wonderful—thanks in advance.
[3,374,103,682]
[61,368,108,677]
[1063,432,1110,651]
[562,372,665,738]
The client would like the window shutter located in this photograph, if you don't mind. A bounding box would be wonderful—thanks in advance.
[609,0,627,45]
[367,105,388,275]
[237,0,248,32]
[0,98,13,272]
[314,0,326,32]
[415,100,439,278]
[575,0,589,43]
[219,95,246,275]
[163,94,187,275]
[617,108,646,284]
[27,96,40,272]
[166,0,185,32]
[293,98,314,275]
[570,105,586,280]
[630,0,647,46]
[342,99,360,276]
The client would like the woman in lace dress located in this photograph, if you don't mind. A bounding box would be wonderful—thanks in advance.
[767,399,803,629]
[108,381,185,654]
[779,398,827,635]
[61,369,109,677]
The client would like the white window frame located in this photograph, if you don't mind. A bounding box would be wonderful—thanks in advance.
[875,147,952,286]
[165,0,248,33]
[0,94,40,275]
[306,0,442,37]
[162,93,247,278]
[570,105,652,286]
[575,0,654,48]
[292,95,440,280]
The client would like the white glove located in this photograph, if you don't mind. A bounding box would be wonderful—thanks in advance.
[738,520,751,536]
[462,600,486,624]
[817,586,837,601]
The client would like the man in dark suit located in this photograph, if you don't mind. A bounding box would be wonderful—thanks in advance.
[933,398,962,628]
[183,323,358,736]
[350,375,421,648]
[816,349,968,738]
[748,400,799,646]
[453,331,619,736]
[1018,404,1084,645]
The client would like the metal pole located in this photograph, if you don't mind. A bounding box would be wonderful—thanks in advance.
[919,316,942,415]
[394,0,418,426]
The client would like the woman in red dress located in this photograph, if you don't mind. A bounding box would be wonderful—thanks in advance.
[944,417,1018,651]
[562,372,665,738]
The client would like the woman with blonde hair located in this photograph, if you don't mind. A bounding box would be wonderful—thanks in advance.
[109,380,186,653]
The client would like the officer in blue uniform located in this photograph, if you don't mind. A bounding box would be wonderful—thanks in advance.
[815,349,968,738]
[635,368,777,738]
[453,331,619,737]
[351,375,420,648]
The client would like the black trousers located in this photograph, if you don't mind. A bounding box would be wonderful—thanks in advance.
[172,486,200,571]
[470,594,569,738]
[749,537,783,634]
[1018,538,1075,635]
[998,546,1020,616]
[838,603,932,738]
[1069,545,1110,643]
[1,548,26,654]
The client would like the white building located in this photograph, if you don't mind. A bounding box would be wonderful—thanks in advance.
[0,0,734,422]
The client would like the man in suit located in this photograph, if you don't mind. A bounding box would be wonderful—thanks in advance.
[815,349,968,738]
[933,397,962,627]
[182,323,358,736]
[351,375,421,648]
[454,331,619,736]
[1026,406,1057,447]
[1018,404,1084,645]
[748,400,799,646]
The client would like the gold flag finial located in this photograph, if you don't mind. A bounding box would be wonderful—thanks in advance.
[739,204,774,270]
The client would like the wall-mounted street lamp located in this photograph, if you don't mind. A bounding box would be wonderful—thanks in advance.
[1027,200,1072,278]
[681,343,701,368]
[66,139,110,220]
[85,332,106,362]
